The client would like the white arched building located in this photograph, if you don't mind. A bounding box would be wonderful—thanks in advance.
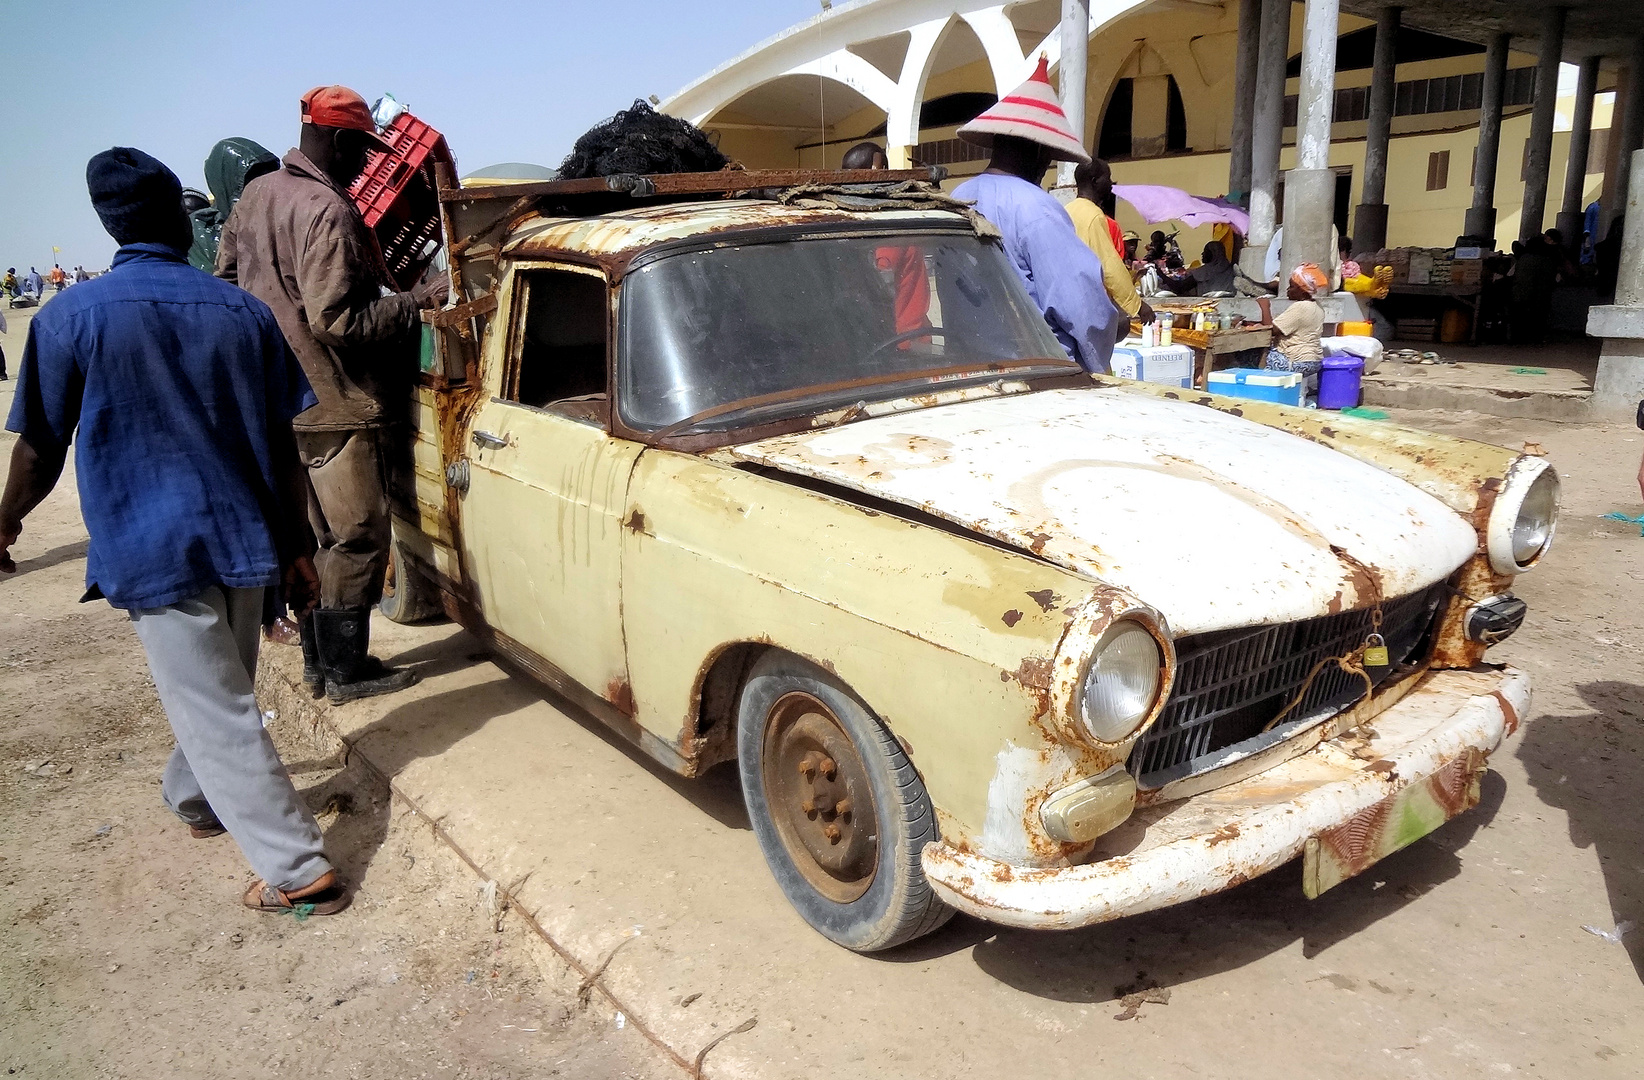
[663,0,1628,253]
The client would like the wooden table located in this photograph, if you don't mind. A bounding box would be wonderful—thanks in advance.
[1382,282,1483,344]
[1128,321,1274,388]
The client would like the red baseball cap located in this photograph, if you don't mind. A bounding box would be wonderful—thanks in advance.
[300,85,386,140]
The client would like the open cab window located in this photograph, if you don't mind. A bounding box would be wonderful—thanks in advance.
[506,267,610,426]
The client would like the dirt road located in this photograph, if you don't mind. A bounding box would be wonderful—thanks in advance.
[2,297,1642,1078]
[0,310,672,1079]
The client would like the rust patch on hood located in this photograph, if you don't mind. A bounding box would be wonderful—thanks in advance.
[622,508,649,535]
[1026,588,1059,612]
[1002,609,1024,627]
[1205,823,1241,847]
[1330,544,1384,606]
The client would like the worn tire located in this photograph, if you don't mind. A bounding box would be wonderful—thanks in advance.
[736,651,952,953]
[378,531,444,625]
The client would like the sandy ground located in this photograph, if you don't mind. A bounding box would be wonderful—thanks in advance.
[0,306,673,1079]
[2,291,1643,1076]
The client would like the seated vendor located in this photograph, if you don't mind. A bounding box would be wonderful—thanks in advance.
[1166,241,1237,297]
[1256,263,1330,375]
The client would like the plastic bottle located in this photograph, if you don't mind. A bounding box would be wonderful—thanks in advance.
[1160,312,1173,346]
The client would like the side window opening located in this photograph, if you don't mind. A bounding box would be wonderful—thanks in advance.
[512,269,609,416]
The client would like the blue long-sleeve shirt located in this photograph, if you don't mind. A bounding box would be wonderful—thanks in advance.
[6,243,314,609]
[953,172,1119,374]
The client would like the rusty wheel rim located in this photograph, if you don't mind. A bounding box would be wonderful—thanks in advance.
[761,692,878,904]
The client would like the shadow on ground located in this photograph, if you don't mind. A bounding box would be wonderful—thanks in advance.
[352,625,751,833]
[1518,681,1644,982]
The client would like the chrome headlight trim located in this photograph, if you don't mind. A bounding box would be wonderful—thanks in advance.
[1049,592,1176,749]
[1486,456,1560,575]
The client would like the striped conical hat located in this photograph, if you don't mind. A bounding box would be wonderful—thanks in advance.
[957,56,1090,164]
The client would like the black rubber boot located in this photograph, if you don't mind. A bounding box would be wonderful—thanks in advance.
[312,607,418,705]
[299,617,323,698]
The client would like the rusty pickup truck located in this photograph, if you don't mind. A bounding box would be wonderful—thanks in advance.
[385,170,1556,952]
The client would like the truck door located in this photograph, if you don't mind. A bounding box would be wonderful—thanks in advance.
[459,263,639,708]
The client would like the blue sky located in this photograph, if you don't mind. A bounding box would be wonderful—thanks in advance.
[0,0,820,271]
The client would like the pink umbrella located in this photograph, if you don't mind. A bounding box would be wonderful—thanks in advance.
[1113,184,1249,234]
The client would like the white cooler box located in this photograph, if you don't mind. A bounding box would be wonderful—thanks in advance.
[1111,343,1194,388]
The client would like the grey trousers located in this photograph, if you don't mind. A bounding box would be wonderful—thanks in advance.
[295,428,392,610]
[128,585,330,892]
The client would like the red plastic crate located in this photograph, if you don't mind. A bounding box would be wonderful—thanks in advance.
[349,112,450,227]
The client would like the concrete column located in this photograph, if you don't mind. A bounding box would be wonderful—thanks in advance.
[1055,0,1090,189]
[1463,33,1511,246]
[1588,149,1644,420]
[1280,0,1339,282]
[1228,0,1263,204]
[1241,0,1291,281]
[1554,56,1600,258]
[1518,7,1566,241]
[1351,5,1399,255]
[1609,38,1644,229]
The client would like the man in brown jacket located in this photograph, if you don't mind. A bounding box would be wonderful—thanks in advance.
[218,85,447,703]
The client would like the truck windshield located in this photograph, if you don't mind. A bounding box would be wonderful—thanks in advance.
[617,231,1074,434]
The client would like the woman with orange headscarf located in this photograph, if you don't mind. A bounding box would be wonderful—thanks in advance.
[1257,263,1330,376]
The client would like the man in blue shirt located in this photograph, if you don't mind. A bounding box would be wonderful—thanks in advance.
[0,147,348,917]
[951,58,1118,374]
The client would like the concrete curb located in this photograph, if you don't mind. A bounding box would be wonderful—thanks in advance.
[1361,375,1592,422]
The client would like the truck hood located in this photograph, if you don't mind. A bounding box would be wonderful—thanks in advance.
[731,387,1478,635]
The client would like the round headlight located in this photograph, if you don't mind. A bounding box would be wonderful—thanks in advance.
[1079,622,1164,744]
[1511,470,1558,566]
[1487,458,1560,574]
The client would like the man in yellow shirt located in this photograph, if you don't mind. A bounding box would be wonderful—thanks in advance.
[1065,159,1153,333]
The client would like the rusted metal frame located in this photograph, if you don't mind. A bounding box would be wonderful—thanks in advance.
[438,168,937,203]
[426,290,498,330]
[617,219,977,276]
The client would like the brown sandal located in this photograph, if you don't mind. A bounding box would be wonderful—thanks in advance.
[189,820,226,839]
[242,869,351,916]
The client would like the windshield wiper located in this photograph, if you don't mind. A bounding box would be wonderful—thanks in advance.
[649,357,1077,440]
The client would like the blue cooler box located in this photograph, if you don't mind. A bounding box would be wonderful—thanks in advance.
[1111,343,1194,388]
[1208,367,1304,405]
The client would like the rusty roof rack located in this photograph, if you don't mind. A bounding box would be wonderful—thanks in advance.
[436,164,946,209]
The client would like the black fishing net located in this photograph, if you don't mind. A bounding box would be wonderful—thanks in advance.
[558,100,728,179]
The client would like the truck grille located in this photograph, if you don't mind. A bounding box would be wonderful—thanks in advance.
[1128,582,1450,786]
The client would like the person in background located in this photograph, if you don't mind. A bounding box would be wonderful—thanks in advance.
[951,59,1118,374]
[1510,232,1560,345]
[1596,215,1625,296]
[24,267,43,299]
[841,141,932,348]
[1338,235,1360,281]
[840,141,888,171]
[0,147,348,917]
[1067,158,1153,331]
[2,268,17,299]
[1121,231,1141,269]
[47,264,66,292]
[1256,263,1329,377]
[217,85,447,703]
[1168,241,1237,297]
[73,266,90,283]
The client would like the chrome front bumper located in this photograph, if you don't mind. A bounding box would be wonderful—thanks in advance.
[921,667,1530,930]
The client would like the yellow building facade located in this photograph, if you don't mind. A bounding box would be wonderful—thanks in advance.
[666,0,1618,254]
